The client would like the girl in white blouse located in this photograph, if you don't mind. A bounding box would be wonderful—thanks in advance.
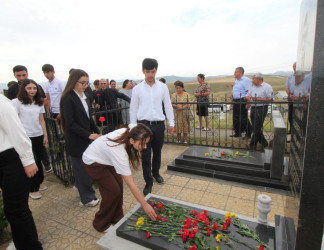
[12,79,48,199]
[82,123,157,232]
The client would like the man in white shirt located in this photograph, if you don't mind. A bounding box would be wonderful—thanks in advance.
[129,58,175,195]
[0,94,42,249]
[42,64,66,118]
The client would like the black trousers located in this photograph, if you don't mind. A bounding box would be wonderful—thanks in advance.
[233,99,251,135]
[250,106,268,148]
[30,136,45,192]
[139,121,165,185]
[0,149,42,250]
[288,101,293,132]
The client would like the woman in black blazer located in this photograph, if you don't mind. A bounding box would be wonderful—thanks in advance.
[60,69,101,207]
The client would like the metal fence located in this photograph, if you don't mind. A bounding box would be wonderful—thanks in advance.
[45,98,307,184]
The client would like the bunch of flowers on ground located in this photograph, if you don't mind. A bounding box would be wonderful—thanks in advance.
[123,200,272,250]
[205,148,254,159]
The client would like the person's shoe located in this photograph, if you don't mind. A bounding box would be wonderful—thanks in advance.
[202,128,211,131]
[153,174,164,184]
[183,141,188,144]
[143,183,153,196]
[45,164,52,173]
[249,145,257,150]
[29,192,42,199]
[39,184,47,191]
[195,126,202,129]
[242,135,251,140]
[262,141,269,148]
[73,185,78,191]
[80,199,100,207]
[230,134,241,137]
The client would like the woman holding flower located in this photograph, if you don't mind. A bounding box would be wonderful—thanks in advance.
[82,123,157,232]
[171,80,190,143]
[60,69,101,207]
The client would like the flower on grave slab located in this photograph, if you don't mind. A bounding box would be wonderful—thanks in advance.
[216,247,220,250]
[151,201,155,206]
[259,245,265,250]
[206,227,211,236]
[220,151,225,156]
[205,153,210,157]
[99,116,105,122]
[216,233,223,243]
[189,244,197,250]
[213,222,218,231]
[235,151,239,155]
[146,232,151,239]
[212,148,216,151]
[192,209,196,216]
[136,220,144,226]
[222,223,228,231]
[225,212,234,219]
[157,203,163,209]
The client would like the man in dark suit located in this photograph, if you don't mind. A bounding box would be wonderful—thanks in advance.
[102,87,131,132]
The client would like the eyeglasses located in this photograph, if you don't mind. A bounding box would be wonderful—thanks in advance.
[77,81,89,86]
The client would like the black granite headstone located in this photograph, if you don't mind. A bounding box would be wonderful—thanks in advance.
[116,197,275,250]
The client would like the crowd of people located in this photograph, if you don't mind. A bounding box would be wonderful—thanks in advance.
[0,58,311,249]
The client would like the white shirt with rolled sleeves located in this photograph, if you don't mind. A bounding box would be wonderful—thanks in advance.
[247,82,273,107]
[82,128,131,176]
[44,77,66,114]
[0,94,35,167]
[129,80,174,127]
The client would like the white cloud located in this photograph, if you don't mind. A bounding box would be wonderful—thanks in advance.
[0,0,300,83]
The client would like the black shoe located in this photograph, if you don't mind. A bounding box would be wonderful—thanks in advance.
[143,183,153,196]
[45,164,52,173]
[230,134,241,138]
[262,142,269,148]
[242,135,251,140]
[153,174,164,184]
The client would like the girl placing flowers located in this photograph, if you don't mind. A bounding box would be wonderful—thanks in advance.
[82,123,157,232]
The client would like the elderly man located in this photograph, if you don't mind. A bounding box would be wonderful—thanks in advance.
[231,67,252,138]
[245,73,273,150]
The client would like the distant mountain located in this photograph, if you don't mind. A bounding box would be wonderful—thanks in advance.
[268,71,293,76]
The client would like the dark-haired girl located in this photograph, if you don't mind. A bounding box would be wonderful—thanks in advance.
[60,69,101,207]
[12,79,48,199]
[82,123,157,232]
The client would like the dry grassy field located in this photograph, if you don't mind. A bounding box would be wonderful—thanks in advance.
[166,75,287,100]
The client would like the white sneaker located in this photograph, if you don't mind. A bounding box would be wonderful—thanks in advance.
[73,185,78,191]
[80,199,100,207]
[29,192,42,199]
[39,184,47,191]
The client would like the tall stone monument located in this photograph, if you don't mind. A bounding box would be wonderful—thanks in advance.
[292,0,324,249]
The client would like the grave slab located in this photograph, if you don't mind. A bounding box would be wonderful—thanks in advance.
[97,194,276,250]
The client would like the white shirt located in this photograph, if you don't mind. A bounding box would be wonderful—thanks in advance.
[0,94,35,167]
[44,77,66,114]
[12,98,45,137]
[247,82,273,107]
[73,90,89,118]
[129,80,174,126]
[82,128,131,176]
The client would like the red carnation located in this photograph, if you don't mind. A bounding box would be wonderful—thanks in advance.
[146,232,151,239]
[156,215,161,220]
[189,244,197,250]
[245,90,249,92]
[189,233,195,239]
[259,245,265,250]
[222,223,227,231]
[157,203,163,208]
[192,209,196,216]
[96,93,100,96]
[227,85,229,87]
[206,227,211,236]
[204,210,208,216]
[99,116,105,122]
[200,91,203,95]
[213,222,218,231]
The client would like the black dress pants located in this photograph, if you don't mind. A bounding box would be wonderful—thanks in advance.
[250,106,268,148]
[139,121,165,185]
[233,98,251,135]
[0,149,42,250]
[30,135,44,192]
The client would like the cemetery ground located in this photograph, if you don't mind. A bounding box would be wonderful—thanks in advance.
[0,144,299,250]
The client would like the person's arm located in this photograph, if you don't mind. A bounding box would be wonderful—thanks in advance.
[129,86,139,124]
[39,113,48,146]
[45,93,51,116]
[123,175,156,221]
[162,85,175,134]
[285,86,290,95]
[116,90,131,103]
[1,99,38,177]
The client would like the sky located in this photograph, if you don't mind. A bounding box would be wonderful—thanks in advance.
[0,0,302,83]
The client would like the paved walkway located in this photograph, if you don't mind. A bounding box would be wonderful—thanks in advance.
[2,144,299,249]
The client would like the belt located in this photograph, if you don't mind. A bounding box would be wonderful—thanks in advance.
[233,98,245,101]
[138,120,164,125]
